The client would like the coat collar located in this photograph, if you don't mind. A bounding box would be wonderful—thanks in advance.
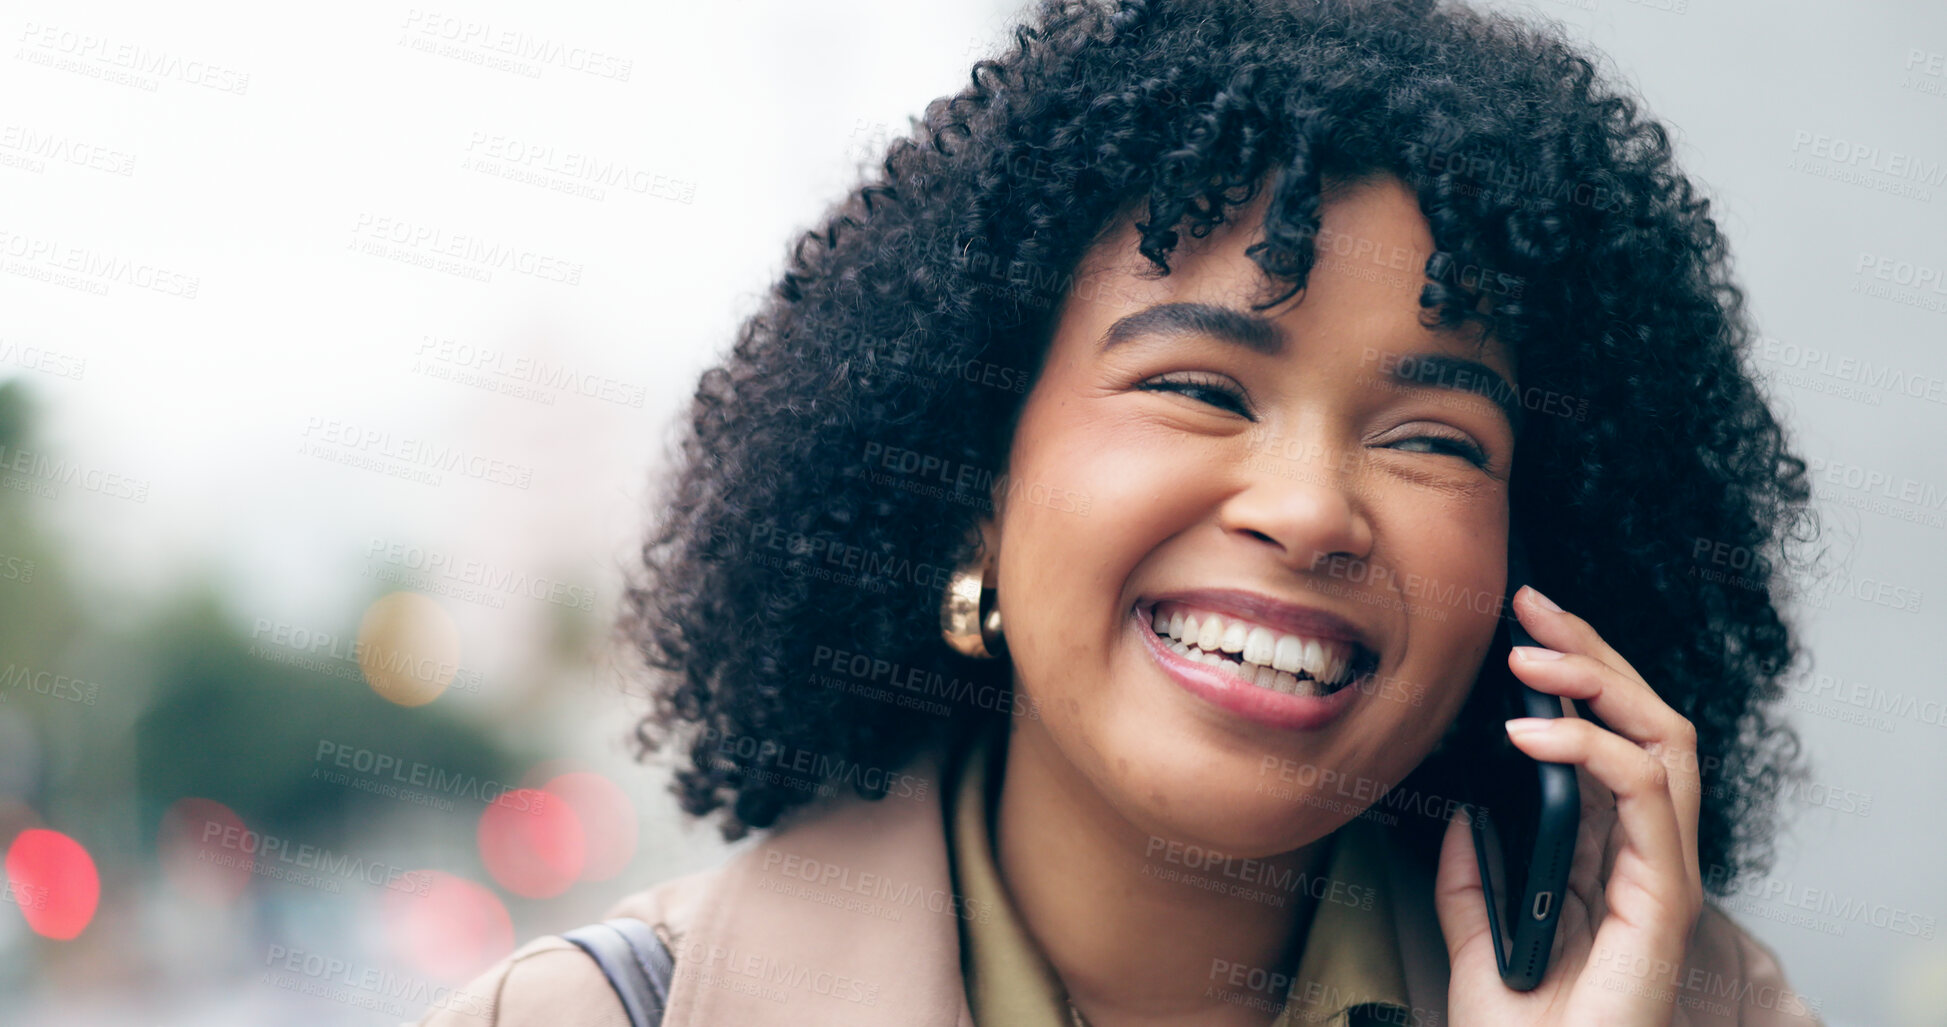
[609,739,1454,1027]
[948,720,1423,1027]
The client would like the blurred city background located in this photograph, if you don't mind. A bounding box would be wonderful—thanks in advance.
[1,0,1943,1024]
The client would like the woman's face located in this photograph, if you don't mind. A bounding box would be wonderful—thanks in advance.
[985,173,1518,856]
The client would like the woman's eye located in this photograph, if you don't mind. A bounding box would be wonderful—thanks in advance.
[1387,434,1489,467]
[1136,374,1253,419]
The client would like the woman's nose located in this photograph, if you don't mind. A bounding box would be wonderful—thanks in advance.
[1216,436,1374,571]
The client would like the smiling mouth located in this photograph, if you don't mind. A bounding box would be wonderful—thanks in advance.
[1140,600,1379,698]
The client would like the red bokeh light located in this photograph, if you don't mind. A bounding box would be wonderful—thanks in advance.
[157,797,252,904]
[382,870,515,981]
[477,786,584,898]
[5,828,100,940]
[542,772,636,882]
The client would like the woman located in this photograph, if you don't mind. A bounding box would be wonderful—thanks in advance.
[417,0,1822,1023]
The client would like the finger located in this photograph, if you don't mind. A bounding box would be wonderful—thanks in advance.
[1506,718,1697,930]
[1507,593,1704,901]
[1432,807,1495,972]
[1507,647,1693,755]
[1509,647,1703,827]
[1513,586,1635,683]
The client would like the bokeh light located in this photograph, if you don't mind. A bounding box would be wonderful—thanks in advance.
[157,797,252,905]
[543,772,637,882]
[477,786,585,898]
[356,591,462,707]
[5,828,100,940]
[381,870,515,982]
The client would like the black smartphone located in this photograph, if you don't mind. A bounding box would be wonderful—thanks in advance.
[1469,536,1580,991]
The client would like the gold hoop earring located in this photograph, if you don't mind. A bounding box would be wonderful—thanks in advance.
[940,551,1005,659]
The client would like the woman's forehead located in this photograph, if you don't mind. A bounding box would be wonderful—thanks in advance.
[1058,175,1514,377]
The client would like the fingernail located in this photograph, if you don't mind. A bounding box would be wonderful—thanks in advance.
[1514,646,1564,661]
[1505,718,1552,737]
[1522,585,1562,612]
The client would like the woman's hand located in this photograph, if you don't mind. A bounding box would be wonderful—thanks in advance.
[1434,585,1706,1027]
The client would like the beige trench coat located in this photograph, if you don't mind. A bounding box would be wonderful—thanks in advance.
[410,745,1824,1027]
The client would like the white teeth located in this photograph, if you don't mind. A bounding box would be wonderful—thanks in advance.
[1273,635,1304,675]
[1195,615,1225,652]
[1150,602,1364,693]
[1243,626,1275,666]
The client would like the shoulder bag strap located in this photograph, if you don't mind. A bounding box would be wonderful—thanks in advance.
[560,916,674,1027]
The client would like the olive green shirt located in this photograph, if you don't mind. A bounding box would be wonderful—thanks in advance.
[948,724,1416,1027]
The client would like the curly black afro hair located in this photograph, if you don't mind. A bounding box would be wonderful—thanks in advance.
[622,0,1819,893]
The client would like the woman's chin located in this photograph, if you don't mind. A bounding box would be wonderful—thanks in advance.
[1103,767,1349,859]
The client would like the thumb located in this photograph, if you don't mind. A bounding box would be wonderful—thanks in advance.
[1434,805,1493,971]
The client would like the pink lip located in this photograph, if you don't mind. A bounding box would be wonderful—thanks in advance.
[1131,603,1363,731]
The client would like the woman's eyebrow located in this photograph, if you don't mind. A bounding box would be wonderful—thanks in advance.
[1379,352,1525,434]
[1099,301,1523,431]
[1099,301,1285,355]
